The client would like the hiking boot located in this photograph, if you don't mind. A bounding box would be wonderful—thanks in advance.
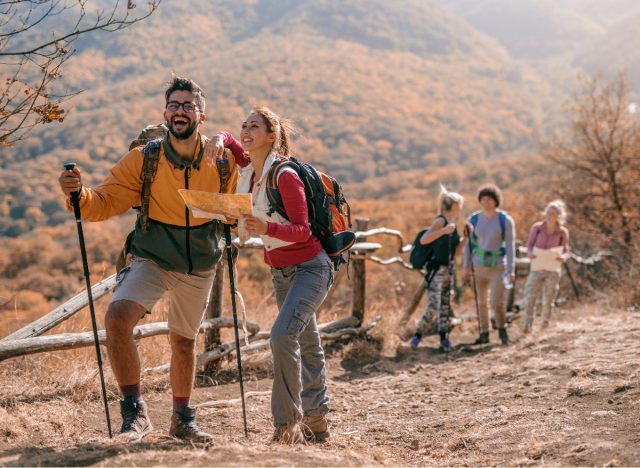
[439,337,452,353]
[169,406,213,443]
[410,335,422,349]
[474,332,490,345]
[302,414,330,443]
[499,327,509,345]
[118,396,153,442]
[272,422,307,445]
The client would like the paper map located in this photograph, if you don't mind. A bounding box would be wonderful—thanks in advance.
[530,246,563,273]
[178,190,253,222]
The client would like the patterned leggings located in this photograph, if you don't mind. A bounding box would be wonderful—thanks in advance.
[415,266,452,336]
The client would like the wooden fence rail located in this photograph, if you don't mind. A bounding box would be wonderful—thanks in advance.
[0,221,609,368]
[0,318,260,362]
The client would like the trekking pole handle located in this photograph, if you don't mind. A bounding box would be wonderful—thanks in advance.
[63,162,81,218]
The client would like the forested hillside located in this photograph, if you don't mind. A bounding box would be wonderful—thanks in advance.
[2,0,554,237]
[1,0,637,316]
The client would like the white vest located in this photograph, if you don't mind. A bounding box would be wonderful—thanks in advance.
[236,152,297,251]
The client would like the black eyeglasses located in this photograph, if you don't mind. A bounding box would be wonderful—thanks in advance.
[166,101,199,113]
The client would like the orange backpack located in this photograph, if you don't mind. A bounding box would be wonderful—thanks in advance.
[266,157,355,270]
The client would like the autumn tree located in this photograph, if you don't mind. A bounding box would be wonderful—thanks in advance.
[0,0,159,146]
[544,72,640,251]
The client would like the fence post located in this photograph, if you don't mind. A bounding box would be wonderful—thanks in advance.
[203,260,224,375]
[352,217,369,326]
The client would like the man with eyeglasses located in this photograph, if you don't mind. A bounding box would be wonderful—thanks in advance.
[58,76,244,443]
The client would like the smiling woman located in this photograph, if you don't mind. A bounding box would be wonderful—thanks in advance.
[213,107,332,444]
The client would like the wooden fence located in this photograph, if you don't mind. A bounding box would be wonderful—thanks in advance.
[0,218,388,369]
[0,218,607,371]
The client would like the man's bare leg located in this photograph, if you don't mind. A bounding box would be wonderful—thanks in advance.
[105,299,153,440]
[104,299,146,385]
[169,332,196,397]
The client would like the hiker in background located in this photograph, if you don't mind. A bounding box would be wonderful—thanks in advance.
[410,186,468,352]
[522,200,570,332]
[463,184,516,345]
[221,106,332,444]
[58,76,241,443]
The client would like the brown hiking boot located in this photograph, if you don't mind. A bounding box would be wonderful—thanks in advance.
[272,422,307,445]
[302,414,330,443]
[169,406,213,443]
[118,397,153,442]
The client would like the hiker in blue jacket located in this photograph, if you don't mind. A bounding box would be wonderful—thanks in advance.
[463,184,516,345]
[410,186,468,351]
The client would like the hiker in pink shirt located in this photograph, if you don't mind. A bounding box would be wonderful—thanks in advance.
[523,200,570,332]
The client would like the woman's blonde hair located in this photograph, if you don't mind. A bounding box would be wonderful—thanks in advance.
[544,199,567,225]
[438,185,464,215]
[250,106,296,157]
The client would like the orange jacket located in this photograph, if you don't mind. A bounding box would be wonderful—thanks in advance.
[73,134,238,273]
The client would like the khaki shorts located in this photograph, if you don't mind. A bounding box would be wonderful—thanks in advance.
[112,257,215,339]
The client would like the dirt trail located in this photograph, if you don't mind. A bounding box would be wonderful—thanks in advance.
[1,305,639,466]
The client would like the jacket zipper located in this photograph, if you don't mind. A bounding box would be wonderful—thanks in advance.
[184,166,193,274]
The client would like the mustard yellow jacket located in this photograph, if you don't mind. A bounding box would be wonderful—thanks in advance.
[74,134,238,273]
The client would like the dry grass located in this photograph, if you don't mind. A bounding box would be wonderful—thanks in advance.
[2,250,640,465]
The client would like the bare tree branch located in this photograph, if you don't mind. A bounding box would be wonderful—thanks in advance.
[0,0,160,146]
[545,72,640,249]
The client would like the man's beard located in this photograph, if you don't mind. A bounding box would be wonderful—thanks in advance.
[168,118,197,140]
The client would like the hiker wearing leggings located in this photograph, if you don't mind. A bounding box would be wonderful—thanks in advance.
[410,186,468,352]
[522,200,570,332]
[218,106,332,444]
[463,184,516,345]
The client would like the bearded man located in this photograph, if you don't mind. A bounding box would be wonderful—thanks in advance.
[58,76,240,442]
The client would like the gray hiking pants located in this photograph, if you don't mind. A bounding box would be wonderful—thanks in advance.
[523,270,560,329]
[270,251,333,426]
[474,265,506,333]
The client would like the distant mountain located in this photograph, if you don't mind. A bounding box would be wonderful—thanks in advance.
[2,0,554,236]
[438,0,640,63]
[437,0,602,59]
[573,12,640,88]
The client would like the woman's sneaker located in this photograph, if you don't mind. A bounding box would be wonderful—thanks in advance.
[302,415,330,443]
[272,422,307,444]
[410,335,422,348]
[439,337,452,352]
[118,396,153,442]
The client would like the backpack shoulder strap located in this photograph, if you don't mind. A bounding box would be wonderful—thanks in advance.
[265,157,299,219]
[436,214,448,227]
[469,211,481,242]
[216,148,232,194]
[497,210,507,240]
[533,223,542,245]
[139,139,162,233]
[469,211,481,228]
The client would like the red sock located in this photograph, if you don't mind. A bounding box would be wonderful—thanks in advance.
[173,396,190,413]
[120,384,141,402]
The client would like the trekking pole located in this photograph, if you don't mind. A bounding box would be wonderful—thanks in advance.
[444,229,455,360]
[563,262,580,300]
[223,224,249,437]
[63,163,112,439]
[466,225,481,335]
